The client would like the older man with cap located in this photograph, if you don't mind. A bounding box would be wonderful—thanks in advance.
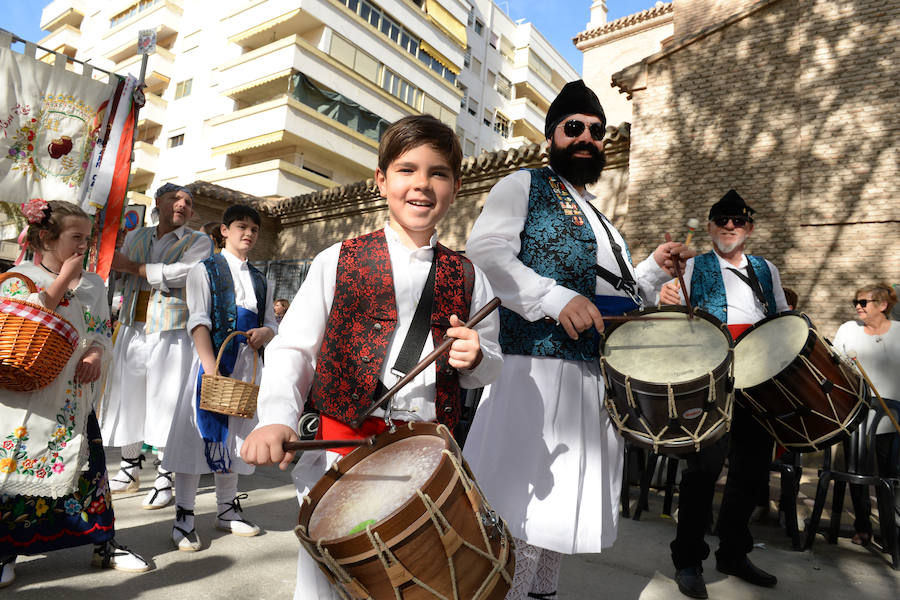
[100,183,212,510]
[659,190,789,598]
[463,80,687,600]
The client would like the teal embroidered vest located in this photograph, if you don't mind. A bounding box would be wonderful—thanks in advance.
[690,251,776,323]
[499,167,601,361]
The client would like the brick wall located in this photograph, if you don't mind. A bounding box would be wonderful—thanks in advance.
[623,0,899,335]
[672,0,758,40]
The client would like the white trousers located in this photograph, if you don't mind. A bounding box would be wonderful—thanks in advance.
[99,324,194,448]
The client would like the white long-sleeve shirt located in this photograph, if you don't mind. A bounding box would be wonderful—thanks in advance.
[121,225,213,293]
[466,169,671,321]
[256,226,503,431]
[185,248,279,335]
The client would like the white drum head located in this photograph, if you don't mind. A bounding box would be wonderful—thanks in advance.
[733,314,809,389]
[604,313,730,384]
[308,435,445,540]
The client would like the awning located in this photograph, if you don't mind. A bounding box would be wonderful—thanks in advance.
[229,8,301,44]
[222,68,292,97]
[418,40,461,75]
[211,131,285,157]
[424,0,466,49]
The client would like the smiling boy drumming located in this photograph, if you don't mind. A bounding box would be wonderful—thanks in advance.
[241,115,503,600]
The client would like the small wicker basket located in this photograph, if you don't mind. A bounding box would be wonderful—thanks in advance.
[0,272,80,392]
[199,330,259,419]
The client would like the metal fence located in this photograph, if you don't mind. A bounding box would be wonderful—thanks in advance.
[251,258,314,302]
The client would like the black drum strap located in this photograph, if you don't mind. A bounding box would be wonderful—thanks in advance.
[726,265,769,315]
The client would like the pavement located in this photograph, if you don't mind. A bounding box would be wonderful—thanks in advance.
[7,448,900,599]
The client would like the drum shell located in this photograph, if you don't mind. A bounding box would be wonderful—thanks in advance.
[601,305,734,455]
[296,423,514,600]
[734,312,867,452]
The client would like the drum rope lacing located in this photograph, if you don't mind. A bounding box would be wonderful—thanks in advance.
[298,428,514,600]
[613,372,731,453]
[739,336,865,450]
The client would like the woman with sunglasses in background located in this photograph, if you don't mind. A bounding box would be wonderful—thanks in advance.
[831,283,900,547]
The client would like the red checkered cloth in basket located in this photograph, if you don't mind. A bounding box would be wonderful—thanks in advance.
[0,298,80,348]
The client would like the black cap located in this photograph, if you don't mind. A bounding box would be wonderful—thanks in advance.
[708,189,755,221]
[544,80,606,140]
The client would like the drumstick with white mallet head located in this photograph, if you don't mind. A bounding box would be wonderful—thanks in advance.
[846,350,900,436]
[684,217,700,247]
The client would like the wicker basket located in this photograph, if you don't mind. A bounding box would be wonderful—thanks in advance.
[199,330,259,419]
[0,272,80,392]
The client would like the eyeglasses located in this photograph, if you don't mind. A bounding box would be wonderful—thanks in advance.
[711,216,749,228]
[561,119,606,141]
[852,299,871,308]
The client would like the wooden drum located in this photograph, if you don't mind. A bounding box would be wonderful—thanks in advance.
[295,422,515,600]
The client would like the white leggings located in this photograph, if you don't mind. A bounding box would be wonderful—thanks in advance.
[505,537,562,600]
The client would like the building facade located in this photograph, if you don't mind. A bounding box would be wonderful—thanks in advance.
[37,0,578,202]
[611,0,899,334]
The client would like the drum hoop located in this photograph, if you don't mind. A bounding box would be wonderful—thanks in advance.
[601,304,732,344]
[733,311,819,389]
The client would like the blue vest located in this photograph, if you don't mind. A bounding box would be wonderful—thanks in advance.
[690,251,776,323]
[202,253,268,359]
[499,167,603,361]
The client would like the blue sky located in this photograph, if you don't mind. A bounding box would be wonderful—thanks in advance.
[2,1,662,74]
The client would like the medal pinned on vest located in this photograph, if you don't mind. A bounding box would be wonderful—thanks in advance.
[548,176,587,227]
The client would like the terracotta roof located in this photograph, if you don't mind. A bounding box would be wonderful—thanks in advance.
[574,2,674,44]
[187,180,267,205]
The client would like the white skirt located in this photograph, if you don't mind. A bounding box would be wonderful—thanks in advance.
[98,325,194,448]
[462,354,624,554]
[162,344,259,476]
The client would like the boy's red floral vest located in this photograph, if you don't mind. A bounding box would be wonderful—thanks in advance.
[308,230,475,431]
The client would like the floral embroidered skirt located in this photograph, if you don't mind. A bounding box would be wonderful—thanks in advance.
[0,413,114,556]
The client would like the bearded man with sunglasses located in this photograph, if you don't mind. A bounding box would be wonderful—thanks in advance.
[659,190,790,599]
[463,80,686,600]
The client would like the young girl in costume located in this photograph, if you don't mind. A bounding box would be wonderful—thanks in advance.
[0,200,148,589]
[162,205,277,551]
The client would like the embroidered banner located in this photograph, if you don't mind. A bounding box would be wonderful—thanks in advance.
[0,43,118,205]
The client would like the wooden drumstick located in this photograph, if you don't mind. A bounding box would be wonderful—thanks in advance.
[665,233,693,318]
[355,297,503,425]
[283,437,376,452]
[847,350,900,437]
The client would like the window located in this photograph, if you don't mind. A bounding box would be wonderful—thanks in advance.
[467,97,478,117]
[174,79,192,99]
[471,57,482,77]
[495,73,512,100]
[168,134,184,148]
[464,46,471,69]
[494,113,510,138]
[458,83,468,109]
[474,19,484,35]
[110,0,161,28]
[483,109,492,128]
[500,36,515,63]
[487,71,496,89]
[489,33,499,49]
[528,51,553,84]
[464,138,476,157]
[381,67,422,109]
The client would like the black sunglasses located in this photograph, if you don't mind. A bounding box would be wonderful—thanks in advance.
[711,216,749,228]
[852,299,871,308]
[561,119,605,141]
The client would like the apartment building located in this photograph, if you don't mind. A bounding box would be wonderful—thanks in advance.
[37,0,576,200]
[457,0,579,157]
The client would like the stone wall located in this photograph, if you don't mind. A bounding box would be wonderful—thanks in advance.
[614,0,899,334]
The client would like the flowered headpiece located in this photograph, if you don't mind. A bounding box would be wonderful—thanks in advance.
[21,198,51,225]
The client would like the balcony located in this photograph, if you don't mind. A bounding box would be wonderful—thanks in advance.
[131,141,160,180]
[208,95,378,175]
[37,25,81,60]
[115,47,175,93]
[137,92,167,129]
[101,1,183,63]
[40,0,87,32]
[221,0,322,51]
[202,159,340,198]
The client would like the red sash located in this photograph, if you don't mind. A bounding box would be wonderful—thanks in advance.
[318,415,411,457]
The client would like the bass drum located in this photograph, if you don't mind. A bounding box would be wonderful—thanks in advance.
[296,422,515,600]
[733,311,867,452]
[600,305,734,454]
